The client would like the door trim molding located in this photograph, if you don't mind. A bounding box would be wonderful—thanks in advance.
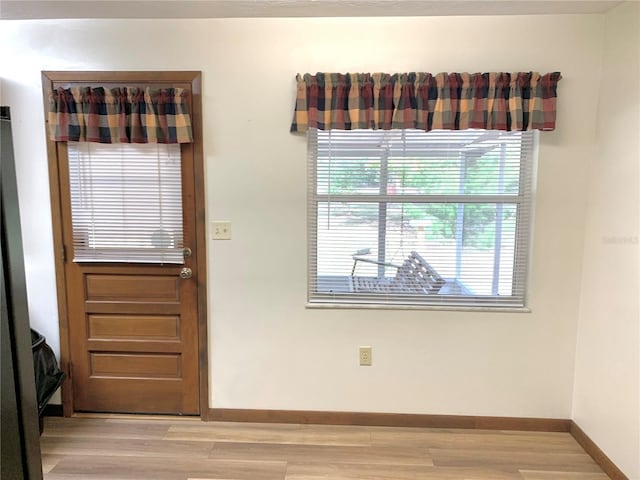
[41,71,209,418]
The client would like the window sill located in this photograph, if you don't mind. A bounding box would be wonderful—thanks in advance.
[305,302,531,313]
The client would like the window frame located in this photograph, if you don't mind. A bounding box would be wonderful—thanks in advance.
[307,128,537,310]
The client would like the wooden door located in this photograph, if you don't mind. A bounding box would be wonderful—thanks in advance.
[44,72,206,416]
[58,141,199,414]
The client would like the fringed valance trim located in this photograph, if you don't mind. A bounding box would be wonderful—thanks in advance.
[291,72,561,133]
[48,86,193,144]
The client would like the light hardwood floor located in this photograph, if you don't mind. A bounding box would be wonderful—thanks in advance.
[40,416,610,480]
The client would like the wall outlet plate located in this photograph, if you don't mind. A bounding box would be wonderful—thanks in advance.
[359,346,372,366]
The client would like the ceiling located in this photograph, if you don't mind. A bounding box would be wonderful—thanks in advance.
[0,0,622,20]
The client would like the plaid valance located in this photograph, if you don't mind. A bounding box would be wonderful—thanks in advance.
[291,72,561,133]
[48,87,193,143]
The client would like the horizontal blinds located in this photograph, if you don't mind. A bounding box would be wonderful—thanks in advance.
[308,129,536,307]
[67,142,184,264]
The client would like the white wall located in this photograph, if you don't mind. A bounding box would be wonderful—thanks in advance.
[572,3,640,479]
[0,14,603,418]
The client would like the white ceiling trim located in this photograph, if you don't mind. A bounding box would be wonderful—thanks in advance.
[0,0,623,20]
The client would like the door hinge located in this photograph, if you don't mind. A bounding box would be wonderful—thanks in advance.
[61,245,66,263]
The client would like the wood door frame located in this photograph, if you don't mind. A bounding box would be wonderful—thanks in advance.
[41,71,209,419]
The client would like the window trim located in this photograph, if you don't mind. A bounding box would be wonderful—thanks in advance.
[307,128,537,309]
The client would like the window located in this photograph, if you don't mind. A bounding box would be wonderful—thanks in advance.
[308,129,536,308]
[68,142,184,264]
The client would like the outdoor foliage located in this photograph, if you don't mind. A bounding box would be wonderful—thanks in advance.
[323,151,518,249]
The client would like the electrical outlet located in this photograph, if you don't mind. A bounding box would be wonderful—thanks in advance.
[211,221,232,240]
[359,346,372,366]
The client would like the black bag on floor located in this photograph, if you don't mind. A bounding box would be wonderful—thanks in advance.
[31,329,65,418]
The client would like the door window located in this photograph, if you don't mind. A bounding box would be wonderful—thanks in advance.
[67,142,184,264]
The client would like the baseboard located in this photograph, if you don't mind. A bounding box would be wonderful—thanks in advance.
[208,409,631,477]
[42,404,64,417]
[569,421,629,480]
[208,408,570,432]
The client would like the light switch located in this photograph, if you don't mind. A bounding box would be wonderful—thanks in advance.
[211,221,232,240]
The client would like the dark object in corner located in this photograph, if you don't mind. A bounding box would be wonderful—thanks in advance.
[31,329,65,433]
[2,105,43,478]
[42,403,64,417]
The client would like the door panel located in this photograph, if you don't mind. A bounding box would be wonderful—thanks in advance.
[58,140,200,415]
[84,275,180,302]
[87,315,180,340]
[89,353,182,378]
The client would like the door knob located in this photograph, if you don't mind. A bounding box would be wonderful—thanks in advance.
[180,267,192,279]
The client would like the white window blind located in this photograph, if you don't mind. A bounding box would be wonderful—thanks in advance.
[308,128,536,308]
[67,142,184,264]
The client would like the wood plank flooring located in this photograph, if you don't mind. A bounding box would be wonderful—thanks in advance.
[40,416,610,480]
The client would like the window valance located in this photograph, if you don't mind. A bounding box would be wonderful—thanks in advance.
[291,72,561,133]
[48,87,193,144]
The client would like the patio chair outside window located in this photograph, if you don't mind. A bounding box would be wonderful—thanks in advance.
[351,250,445,295]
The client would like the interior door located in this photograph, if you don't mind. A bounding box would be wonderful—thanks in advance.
[47,75,204,415]
[58,140,199,415]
